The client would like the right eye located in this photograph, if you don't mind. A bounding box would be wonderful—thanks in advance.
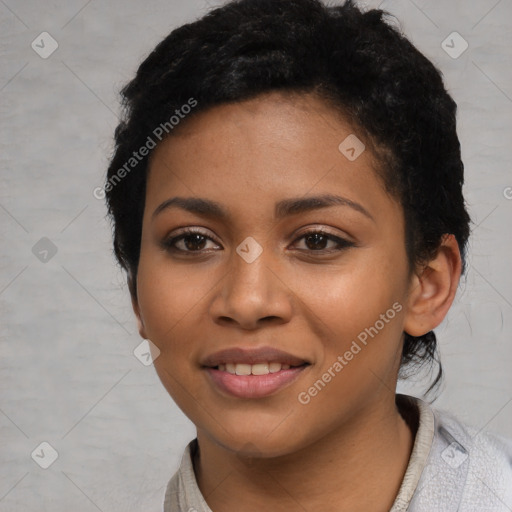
[162,228,222,254]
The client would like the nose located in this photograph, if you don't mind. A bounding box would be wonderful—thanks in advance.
[209,248,293,330]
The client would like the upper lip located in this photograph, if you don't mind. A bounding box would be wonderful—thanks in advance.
[201,346,309,367]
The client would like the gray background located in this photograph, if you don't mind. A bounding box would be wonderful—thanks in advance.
[1,0,511,510]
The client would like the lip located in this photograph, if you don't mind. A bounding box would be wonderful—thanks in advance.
[204,365,309,399]
[201,346,309,367]
[201,346,311,399]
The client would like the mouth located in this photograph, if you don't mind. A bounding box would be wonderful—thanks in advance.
[201,345,310,369]
[209,361,308,375]
[201,346,311,398]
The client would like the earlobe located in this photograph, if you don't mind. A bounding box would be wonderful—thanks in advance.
[131,295,148,339]
[129,273,148,339]
[403,234,462,337]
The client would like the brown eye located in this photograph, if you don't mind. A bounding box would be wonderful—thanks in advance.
[162,229,221,254]
[304,232,329,250]
[294,230,354,253]
[179,233,207,251]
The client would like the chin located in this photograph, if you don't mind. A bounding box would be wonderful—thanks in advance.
[207,422,304,459]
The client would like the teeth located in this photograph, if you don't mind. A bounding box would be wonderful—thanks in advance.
[235,363,251,376]
[216,362,295,374]
[269,362,282,373]
[251,363,269,375]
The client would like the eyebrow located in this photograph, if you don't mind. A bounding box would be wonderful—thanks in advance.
[152,194,375,222]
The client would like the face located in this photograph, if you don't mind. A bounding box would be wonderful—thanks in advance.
[133,91,414,457]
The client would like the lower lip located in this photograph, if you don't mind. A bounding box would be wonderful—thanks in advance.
[204,365,309,399]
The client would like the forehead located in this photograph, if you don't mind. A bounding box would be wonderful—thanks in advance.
[145,91,398,224]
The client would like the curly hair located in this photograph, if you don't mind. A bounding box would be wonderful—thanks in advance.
[104,0,471,396]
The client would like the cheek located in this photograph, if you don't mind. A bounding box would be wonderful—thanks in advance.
[293,273,405,425]
[293,254,407,380]
[136,256,210,343]
[296,255,403,332]
[136,258,210,411]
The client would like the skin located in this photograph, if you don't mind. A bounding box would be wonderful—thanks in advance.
[131,91,462,511]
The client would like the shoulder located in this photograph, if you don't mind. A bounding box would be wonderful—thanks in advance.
[433,404,512,475]
[163,467,181,511]
[410,398,512,512]
[163,439,212,512]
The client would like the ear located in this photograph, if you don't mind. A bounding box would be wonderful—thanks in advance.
[128,271,148,340]
[403,234,462,337]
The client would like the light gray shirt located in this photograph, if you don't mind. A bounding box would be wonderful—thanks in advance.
[163,394,512,511]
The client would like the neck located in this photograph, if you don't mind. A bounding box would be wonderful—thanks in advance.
[194,394,416,512]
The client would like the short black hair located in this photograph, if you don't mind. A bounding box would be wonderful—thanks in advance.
[104,0,471,395]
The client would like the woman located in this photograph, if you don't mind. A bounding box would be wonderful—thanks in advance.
[104,0,512,510]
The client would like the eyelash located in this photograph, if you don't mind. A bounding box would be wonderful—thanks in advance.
[161,227,355,255]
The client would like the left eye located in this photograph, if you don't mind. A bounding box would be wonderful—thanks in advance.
[293,231,354,252]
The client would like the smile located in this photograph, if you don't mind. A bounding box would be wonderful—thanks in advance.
[201,346,311,398]
[204,363,310,398]
[215,362,297,375]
